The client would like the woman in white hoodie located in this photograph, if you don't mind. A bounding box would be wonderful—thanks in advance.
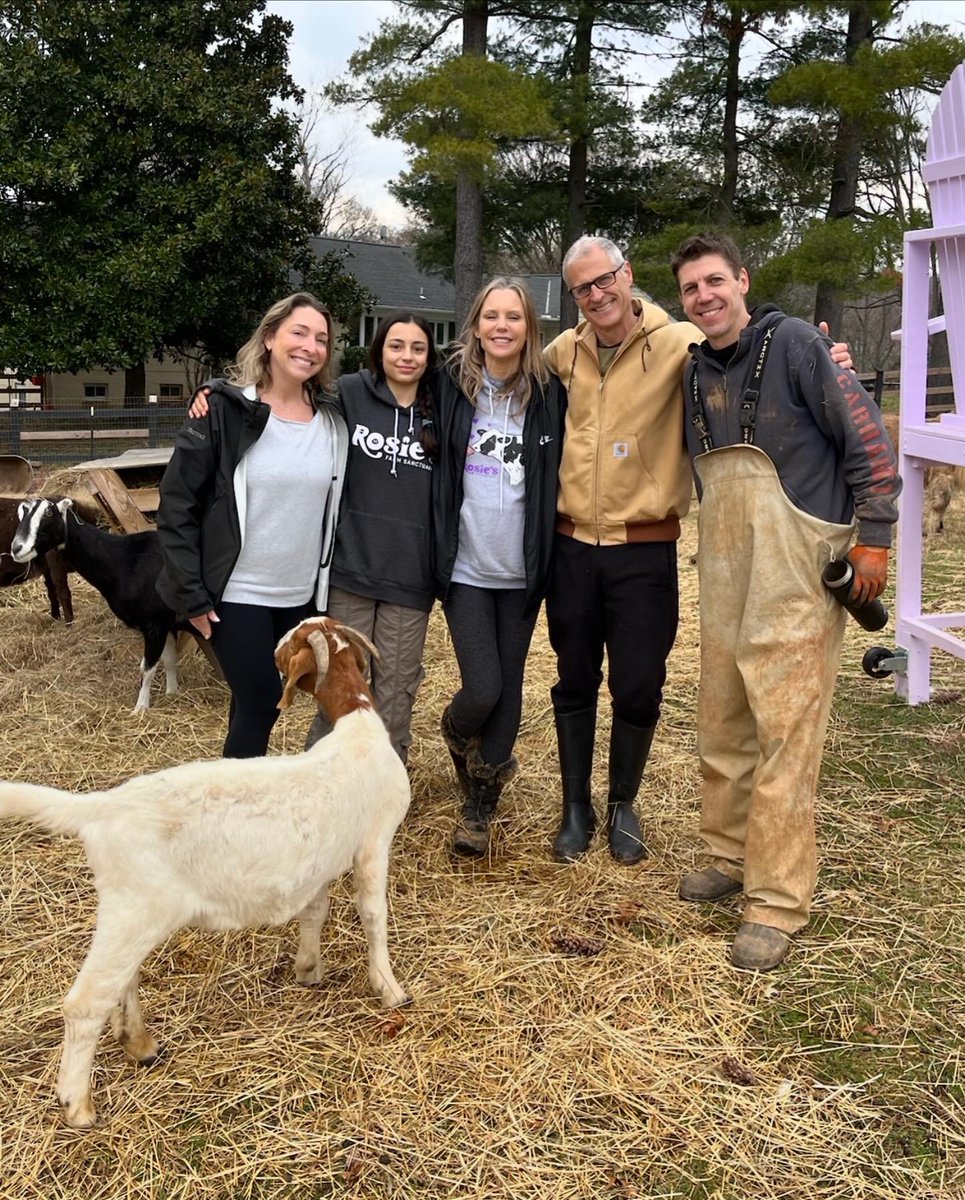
[431,278,567,857]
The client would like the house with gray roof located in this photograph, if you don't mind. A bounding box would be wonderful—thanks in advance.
[312,236,564,359]
[312,236,458,354]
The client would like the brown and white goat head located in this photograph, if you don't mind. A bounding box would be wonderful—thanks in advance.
[275,616,378,717]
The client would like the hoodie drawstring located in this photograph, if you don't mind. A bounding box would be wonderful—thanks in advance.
[487,381,514,514]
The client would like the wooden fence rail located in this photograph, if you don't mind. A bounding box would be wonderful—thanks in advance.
[856,366,954,415]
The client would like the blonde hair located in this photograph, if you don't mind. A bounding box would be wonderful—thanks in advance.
[449,277,548,410]
[226,292,334,394]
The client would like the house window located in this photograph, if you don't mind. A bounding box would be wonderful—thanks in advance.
[360,313,378,345]
[432,321,456,348]
[84,384,108,399]
[159,384,183,400]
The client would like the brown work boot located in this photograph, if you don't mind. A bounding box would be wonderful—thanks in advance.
[678,866,743,903]
[730,922,790,972]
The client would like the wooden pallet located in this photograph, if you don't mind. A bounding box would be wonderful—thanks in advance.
[66,447,173,533]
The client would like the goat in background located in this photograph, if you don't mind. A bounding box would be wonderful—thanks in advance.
[11,497,200,710]
[0,497,73,622]
[881,411,965,536]
[0,616,411,1128]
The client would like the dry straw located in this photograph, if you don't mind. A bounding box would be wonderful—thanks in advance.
[0,510,962,1199]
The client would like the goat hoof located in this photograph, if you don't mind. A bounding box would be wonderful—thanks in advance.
[61,1097,97,1130]
[137,1047,162,1068]
[295,963,324,986]
[382,990,411,1010]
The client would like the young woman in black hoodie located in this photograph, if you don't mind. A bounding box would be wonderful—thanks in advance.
[305,312,439,761]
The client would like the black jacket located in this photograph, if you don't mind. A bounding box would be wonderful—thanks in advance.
[156,379,347,618]
[431,364,567,617]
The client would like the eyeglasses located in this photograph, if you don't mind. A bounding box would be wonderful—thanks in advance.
[567,261,625,300]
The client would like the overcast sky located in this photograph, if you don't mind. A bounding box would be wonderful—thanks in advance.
[265,0,965,228]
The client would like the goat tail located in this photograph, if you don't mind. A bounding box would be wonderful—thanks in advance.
[0,781,98,837]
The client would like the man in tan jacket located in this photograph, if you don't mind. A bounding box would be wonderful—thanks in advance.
[543,236,697,865]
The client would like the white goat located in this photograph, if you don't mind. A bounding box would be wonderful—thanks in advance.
[0,616,411,1129]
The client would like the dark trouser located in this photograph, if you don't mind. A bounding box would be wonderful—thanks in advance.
[545,535,678,726]
[210,600,314,758]
[442,584,539,766]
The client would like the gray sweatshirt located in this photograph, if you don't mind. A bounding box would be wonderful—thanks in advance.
[684,306,901,547]
[451,375,527,588]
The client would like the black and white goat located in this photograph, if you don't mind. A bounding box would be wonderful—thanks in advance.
[0,497,73,622]
[0,616,411,1128]
[11,497,189,711]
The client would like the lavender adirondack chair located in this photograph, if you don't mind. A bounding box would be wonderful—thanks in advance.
[889,61,965,702]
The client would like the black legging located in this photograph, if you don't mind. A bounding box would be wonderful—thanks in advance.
[210,600,314,758]
[442,584,539,766]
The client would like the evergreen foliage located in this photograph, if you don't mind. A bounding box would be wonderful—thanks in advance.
[0,0,371,377]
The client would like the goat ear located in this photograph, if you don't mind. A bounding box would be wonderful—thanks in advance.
[55,498,73,517]
[277,645,317,710]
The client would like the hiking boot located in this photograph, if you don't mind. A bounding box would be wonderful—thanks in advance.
[452,755,517,858]
[441,706,475,799]
[678,866,743,903]
[730,922,790,972]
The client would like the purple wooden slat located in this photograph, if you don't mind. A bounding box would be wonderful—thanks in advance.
[895,61,965,702]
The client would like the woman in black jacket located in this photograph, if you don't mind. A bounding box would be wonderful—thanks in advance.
[156,293,348,758]
[432,277,567,857]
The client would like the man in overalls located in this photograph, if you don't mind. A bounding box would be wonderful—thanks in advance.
[671,231,901,971]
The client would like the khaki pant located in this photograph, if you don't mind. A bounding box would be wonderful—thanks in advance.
[307,587,430,763]
[694,446,853,933]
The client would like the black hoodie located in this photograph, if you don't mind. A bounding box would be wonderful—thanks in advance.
[330,368,435,611]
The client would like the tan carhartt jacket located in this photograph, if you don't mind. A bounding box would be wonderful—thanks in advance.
[544,298,697,545]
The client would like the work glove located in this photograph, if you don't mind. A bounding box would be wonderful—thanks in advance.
[846,545,888,604]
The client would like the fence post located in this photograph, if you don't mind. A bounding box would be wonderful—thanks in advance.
[148,394,159,447]
[8,395,22,454]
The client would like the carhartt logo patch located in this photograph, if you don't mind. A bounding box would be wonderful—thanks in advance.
[612,441,629,458]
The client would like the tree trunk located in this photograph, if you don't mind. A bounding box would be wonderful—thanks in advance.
[813,2,875,333]
[713,5,744,228]
[559,0,595,331]
[453,0,488,329]
[124,360,146,408]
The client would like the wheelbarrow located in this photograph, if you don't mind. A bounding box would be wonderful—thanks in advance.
[0,454,34,494]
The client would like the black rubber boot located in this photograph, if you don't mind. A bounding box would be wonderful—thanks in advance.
[452,753,517,857]
[606,717,654,864]
[441,705,475,799]
[552,706,597,862]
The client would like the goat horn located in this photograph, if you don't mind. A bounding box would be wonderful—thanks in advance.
[306,629,331,692]
[338,624,380,664]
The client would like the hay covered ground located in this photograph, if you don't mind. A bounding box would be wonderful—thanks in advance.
[0,509,962,1200]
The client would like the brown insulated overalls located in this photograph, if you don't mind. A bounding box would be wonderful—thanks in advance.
[694,444,853,934]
